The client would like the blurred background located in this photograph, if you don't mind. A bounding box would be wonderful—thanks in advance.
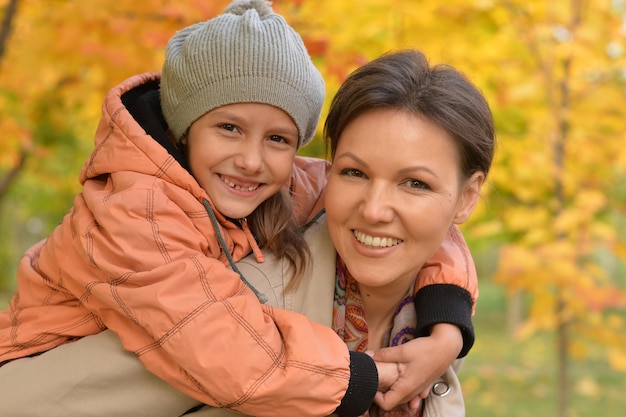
[1,0,625,415]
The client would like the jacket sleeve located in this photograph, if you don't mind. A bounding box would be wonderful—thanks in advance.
[413,225,477,358]
[290,156,330,225]
[48,177,376,417]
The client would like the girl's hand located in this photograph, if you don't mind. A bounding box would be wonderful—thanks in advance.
[373,359,400,392]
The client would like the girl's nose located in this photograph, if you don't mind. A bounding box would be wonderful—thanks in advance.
[234,140,263,173]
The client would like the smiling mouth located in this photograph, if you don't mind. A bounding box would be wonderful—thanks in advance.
[353,230,402,248]
[221,175,260,192]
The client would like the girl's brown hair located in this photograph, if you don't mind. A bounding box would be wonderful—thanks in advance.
[248,187,310,290]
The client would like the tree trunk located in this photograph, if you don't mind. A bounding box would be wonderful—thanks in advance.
[556,296,569,417]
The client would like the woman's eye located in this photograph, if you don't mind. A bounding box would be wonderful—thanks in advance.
[340,168,365,178]
[404,179,430,190]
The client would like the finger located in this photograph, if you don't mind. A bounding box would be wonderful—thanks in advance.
[407,397,422,414]
[374,391,404,411]
[371,344,408,362]
[374,391,385,407]
[374,384,410,410]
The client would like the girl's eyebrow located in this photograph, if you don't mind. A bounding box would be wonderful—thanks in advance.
[270,126,299,137]
[208,109,244,122]
[210,109,298,137]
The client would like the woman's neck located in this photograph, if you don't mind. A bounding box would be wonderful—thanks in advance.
[359,282,413,350]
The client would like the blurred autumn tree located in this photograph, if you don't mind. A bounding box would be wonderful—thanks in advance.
[485,2,626,416]
[1,1,626,416]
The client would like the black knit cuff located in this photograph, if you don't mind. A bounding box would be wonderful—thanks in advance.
[334,351,378,416]
[413,284,475,358]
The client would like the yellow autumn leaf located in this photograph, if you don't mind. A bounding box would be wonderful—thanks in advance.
[609,349,626,372]
[613,242,626,261]
[575,377,600,397]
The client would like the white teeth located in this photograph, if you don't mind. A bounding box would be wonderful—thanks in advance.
[353,230,401,248]
[222,176,259,192]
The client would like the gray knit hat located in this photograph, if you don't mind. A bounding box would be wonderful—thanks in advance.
[160,0,325,149]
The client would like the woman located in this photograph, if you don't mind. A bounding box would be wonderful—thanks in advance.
[323,48,494,416]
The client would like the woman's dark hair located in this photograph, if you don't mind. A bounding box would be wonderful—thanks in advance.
[324,49,495,179]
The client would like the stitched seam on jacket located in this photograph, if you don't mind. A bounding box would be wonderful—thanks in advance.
[154,155,175,179]
[6,313,97,355]
[146,188,172,264]
[84,106,124,177]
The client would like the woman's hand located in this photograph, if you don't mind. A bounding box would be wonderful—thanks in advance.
[371,323,463,410]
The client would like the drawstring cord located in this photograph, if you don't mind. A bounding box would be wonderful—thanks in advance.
[202,199,268,304]
[240,219,265,263]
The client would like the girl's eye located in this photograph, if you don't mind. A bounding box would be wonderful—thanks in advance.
[269,134,289,144]
[403,179,430,190]
[340,168,365,178]
[220,123,238,132]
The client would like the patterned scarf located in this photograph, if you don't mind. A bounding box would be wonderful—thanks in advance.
[333,257,421,417]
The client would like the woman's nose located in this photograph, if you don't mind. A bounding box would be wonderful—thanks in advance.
[359,184,394,223]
